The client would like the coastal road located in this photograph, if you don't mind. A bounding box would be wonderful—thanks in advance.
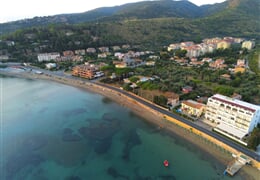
[96,82,260,162]
[5,66,259,162]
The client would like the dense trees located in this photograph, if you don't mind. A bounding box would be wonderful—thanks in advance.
[247,126,260,150]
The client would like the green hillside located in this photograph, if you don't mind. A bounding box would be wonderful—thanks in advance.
[0,0,259,61]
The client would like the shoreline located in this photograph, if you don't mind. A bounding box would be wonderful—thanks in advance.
[1,70,260,179]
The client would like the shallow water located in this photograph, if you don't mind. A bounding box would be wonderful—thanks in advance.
[0,76,244,179]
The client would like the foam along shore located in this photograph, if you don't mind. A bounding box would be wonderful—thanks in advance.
[1,69,260,179]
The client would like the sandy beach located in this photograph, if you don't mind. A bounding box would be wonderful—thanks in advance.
[1,69,260,179]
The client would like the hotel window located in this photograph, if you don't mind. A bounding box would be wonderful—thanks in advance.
[239,110,244,113]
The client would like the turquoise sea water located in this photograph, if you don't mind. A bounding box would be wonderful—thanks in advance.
[0,76,245,180]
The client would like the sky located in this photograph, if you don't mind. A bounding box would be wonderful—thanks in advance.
[0,0,226,23]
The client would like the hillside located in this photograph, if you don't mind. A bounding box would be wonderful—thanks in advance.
[0,0,259,61]
[0,0,225,35]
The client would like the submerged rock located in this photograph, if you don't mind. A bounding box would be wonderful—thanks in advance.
[102,113,115,121]
[4,152,45,180]
[78,116,120,154]
[79,121,119,141]
[62,128,82,142]
[22,135,48,151]
[65,175,82,180]
[63,108,87,117]
[122,129,142,160]
[158,175,177,180]
[107,167,129,179]
[93,137,112,154]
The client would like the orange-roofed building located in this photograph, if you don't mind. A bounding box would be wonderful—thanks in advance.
[234,67,246,73]
[181,100,206,118]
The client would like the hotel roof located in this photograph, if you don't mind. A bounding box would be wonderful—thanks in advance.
[211,94,260,113]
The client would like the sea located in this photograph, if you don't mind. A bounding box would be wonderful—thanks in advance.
[0,75,246,180]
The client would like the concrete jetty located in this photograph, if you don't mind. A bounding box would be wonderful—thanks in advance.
[225,154,251,176]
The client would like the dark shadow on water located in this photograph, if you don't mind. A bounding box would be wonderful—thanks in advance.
[102,97,114,104]
[64,175,82,180]
[62,128,82,142]
[78,115,121,154]
[122,128,142,161]
[4,150,45,180]
[63,108,88,117]
[107,167,129,179]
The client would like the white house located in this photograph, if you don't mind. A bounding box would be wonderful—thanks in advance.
[37,53,60,62]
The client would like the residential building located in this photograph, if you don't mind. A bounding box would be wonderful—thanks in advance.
[98,53,107,58]
[114,52,125,59]
[112,46,121,51]
[237,59,246,67]
[203,37,222,45]
[146,61,155,66]
[72,55,83,62]
[202,58,213,63]
[168,43,180,51]
[182,86,193,94]
[72,64,98,79]
[63,50,74,57]
[122,44,130,49]
[205,94,260,145]
[86,48,96,53]
[45,63,56,69]
[217,40,231,49]
[181,100,206,118]
[164,92,179,108]
[180,41,194,48]
[149,55,160,60]
[0,55,9,61]
[209,59,227,69]
[98,47,109,53]
[184,45,202,58]
[75,49,86,55]
[242,40,255,50]
[37,52,60,62]
[220,74,231,80]
[114,61,127,68]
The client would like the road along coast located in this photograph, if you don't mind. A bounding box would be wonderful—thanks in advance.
[1,69,260,179]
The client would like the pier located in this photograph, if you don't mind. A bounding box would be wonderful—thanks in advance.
[225,154,251,176]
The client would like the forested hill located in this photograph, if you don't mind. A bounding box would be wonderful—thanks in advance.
[1,0,258,35]
[0,0,259,55]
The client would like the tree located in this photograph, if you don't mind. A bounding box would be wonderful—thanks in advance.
[247,127,260,150]
[129,76,140,83]
[175,49,187,58]
[153,95,167,107]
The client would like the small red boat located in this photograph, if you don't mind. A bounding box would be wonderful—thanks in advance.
[163,160,169,167]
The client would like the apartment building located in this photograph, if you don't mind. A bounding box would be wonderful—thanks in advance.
[242,40,255,50]
[72,64,98,79]
[217,40,231,49]
[37,52,60,62]
[205,94,260,145]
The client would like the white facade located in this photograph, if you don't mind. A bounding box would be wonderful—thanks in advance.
[37,53,60,62]
[205,94,260,143]
[242,41,255,50]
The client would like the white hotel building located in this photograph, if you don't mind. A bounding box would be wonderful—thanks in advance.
[205,94,260,145]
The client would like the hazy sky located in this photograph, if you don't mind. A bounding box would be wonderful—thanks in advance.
[0,0,226,23]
